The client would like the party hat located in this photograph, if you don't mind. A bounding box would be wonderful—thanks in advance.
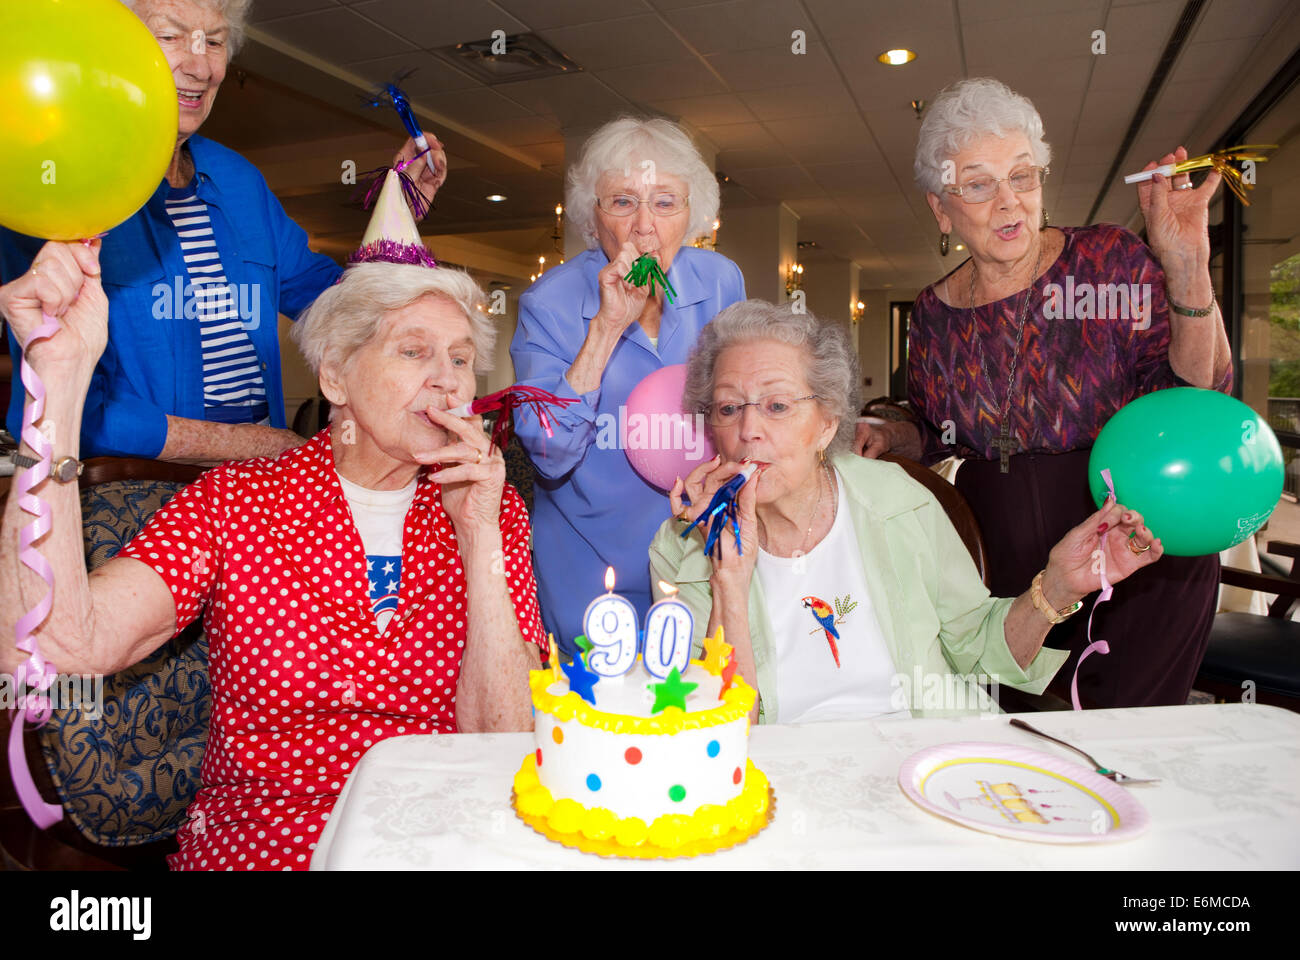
[347,168,438,269]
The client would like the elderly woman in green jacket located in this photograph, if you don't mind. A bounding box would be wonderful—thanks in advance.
[650,300,1162,723]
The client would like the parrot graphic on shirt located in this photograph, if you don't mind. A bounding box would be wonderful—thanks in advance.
[801,596,841,668]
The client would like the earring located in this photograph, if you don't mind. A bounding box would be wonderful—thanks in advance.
[1041,209,1050,228]
[818,447,826,464]
[939,232,949,256]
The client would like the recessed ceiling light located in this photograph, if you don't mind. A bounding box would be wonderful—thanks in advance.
[877,49,916,66]
[486,194,507,202]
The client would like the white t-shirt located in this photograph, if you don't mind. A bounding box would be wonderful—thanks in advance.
[756,469,901,723]
[338,474,417,634]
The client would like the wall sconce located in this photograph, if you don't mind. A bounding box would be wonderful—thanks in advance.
[692,218,721,251]
[785,262,804,296]
[851,299,865,323]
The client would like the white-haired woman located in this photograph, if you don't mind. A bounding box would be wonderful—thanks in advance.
[0,244,545,870]
[651,302,1161,723]
[857,77,1232,709]
[1,0,447,464]
[509,116,745,654]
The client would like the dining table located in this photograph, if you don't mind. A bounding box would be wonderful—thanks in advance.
[310,702,1300,870]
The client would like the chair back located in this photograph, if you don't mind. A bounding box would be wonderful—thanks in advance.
[881,453,990,588]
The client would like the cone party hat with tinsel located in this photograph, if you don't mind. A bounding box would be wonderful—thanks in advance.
[347,168,438,269]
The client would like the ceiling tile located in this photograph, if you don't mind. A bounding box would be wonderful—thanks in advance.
[349,0,527,49]
[717,146,794,170]
[729,165,825,201]
[249,0,341,23]
[347,51,480,95]
[597,58,727,102]
[538,16,691,71]
[257,7,417,64]
[705,43,840,91]
[646,92,755,127]
[1192,0,1294,42]
[698,121,781,150]
[738,82,855,121]
[492,0,654,30]
[414,87,534,126]
[663,0,814,55]
[496,73,634,126]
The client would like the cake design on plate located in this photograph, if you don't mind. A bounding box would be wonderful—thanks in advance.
[512,626,773,858]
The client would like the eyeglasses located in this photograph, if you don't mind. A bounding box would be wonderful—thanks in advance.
[596,193,690,217]
[705,394,820,426]
[943,165,1048,204]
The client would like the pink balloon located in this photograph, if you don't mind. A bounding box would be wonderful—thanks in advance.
[623,364,715,491]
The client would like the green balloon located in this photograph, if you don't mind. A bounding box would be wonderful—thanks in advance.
[1089,388,1284,556]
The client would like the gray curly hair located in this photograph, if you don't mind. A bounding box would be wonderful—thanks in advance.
[120,0,254,56]
[565,117,720,250]
[683,300,860,457]
[914,77,1052,196]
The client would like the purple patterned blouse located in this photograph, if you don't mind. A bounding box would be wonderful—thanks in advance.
[907,224,1232,465]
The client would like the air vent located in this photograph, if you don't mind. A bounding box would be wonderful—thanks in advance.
[433,33,582,85]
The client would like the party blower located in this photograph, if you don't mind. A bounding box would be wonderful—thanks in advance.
[680,462,760,558]
[358,73,440,218]
[447,386,578,450]
[1123,146,1276,204]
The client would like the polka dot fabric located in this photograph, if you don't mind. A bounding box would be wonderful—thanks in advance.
[115,429,546,870]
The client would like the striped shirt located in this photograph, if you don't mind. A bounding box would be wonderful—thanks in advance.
[165,182,269,424]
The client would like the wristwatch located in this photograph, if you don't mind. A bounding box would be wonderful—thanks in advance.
[1030,570,1083,625]
[12,453,83,483]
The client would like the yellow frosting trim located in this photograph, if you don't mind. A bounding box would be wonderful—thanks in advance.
[530,659,756,734]
[512,753,771,856]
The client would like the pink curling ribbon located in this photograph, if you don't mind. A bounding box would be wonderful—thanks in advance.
[8,311,65,828]
[1070,467,1116,712]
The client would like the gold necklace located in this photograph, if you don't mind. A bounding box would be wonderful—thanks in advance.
[760,463,834,555]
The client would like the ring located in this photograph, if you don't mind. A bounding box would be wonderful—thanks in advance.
[475,449,483,464]
[675,510,691,524]
[30,261,41,277]
[1176,182,1193,190]
[1127,535,1151,554]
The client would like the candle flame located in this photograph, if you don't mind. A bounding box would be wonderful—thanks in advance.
[604,567,615,592]
[657,580,679,597]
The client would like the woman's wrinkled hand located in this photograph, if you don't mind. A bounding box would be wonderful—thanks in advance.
[418,405,504,541]
[1136,145,1220,285]
[594,240,652,333]
[394,135,448,216]
[670,456,762,590]
[0,239,107,382]
[1041,498,1163,607]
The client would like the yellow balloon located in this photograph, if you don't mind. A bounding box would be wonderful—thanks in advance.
[0,0,178,240]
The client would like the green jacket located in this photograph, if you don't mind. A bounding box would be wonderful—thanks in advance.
[648,454,1068,721]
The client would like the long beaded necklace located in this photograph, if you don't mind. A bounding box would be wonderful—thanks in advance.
[970,239,1042,475]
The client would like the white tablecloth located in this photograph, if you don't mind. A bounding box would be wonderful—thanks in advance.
[310,703,1300,870]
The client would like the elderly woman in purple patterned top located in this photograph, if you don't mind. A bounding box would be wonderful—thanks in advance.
[858,77,1232,709]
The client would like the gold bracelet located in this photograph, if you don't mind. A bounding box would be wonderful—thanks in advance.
[1030,570,1082,625]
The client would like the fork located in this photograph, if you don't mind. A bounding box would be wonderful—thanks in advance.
[1009,718,1161,785]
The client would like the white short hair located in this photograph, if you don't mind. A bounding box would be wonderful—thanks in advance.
[120,0,253,56]
[914,78,1052,196]
[292,264,493,377]
[565,117,720,249]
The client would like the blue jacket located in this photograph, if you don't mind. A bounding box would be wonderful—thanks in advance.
[508,246,745,654]
[2,134,343,457]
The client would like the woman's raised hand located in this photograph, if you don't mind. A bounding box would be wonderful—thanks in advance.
[0,240,107,383]
[1041,498,1163,606]
[594,240,652,333]
[419,404,504,540]
[670,456,762,587]
[1136,145,1220,286]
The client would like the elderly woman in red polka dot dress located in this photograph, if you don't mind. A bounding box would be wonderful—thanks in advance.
[0,241,546,870]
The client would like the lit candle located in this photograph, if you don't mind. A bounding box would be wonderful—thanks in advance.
[582,567,638,677]
[643,581,694,680]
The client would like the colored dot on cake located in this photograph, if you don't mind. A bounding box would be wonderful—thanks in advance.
[668,784,686,803]
[706,739,720,758]
[733,766,742,784]
[624,746,642,765]
[536,748,542,766]
[551,727,564,744]
[586,774,602,791]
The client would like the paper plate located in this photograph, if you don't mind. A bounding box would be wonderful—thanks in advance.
[898,741,1149,843]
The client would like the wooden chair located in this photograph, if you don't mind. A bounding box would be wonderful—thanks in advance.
[881,453,990,588]
[1,457,205,870]
[1196,540,1300,712]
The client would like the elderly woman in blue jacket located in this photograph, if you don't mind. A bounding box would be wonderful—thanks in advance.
[1,0,445,463]
[509,117,745,655]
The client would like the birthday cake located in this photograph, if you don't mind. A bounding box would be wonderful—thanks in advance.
[512,636,772,858]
